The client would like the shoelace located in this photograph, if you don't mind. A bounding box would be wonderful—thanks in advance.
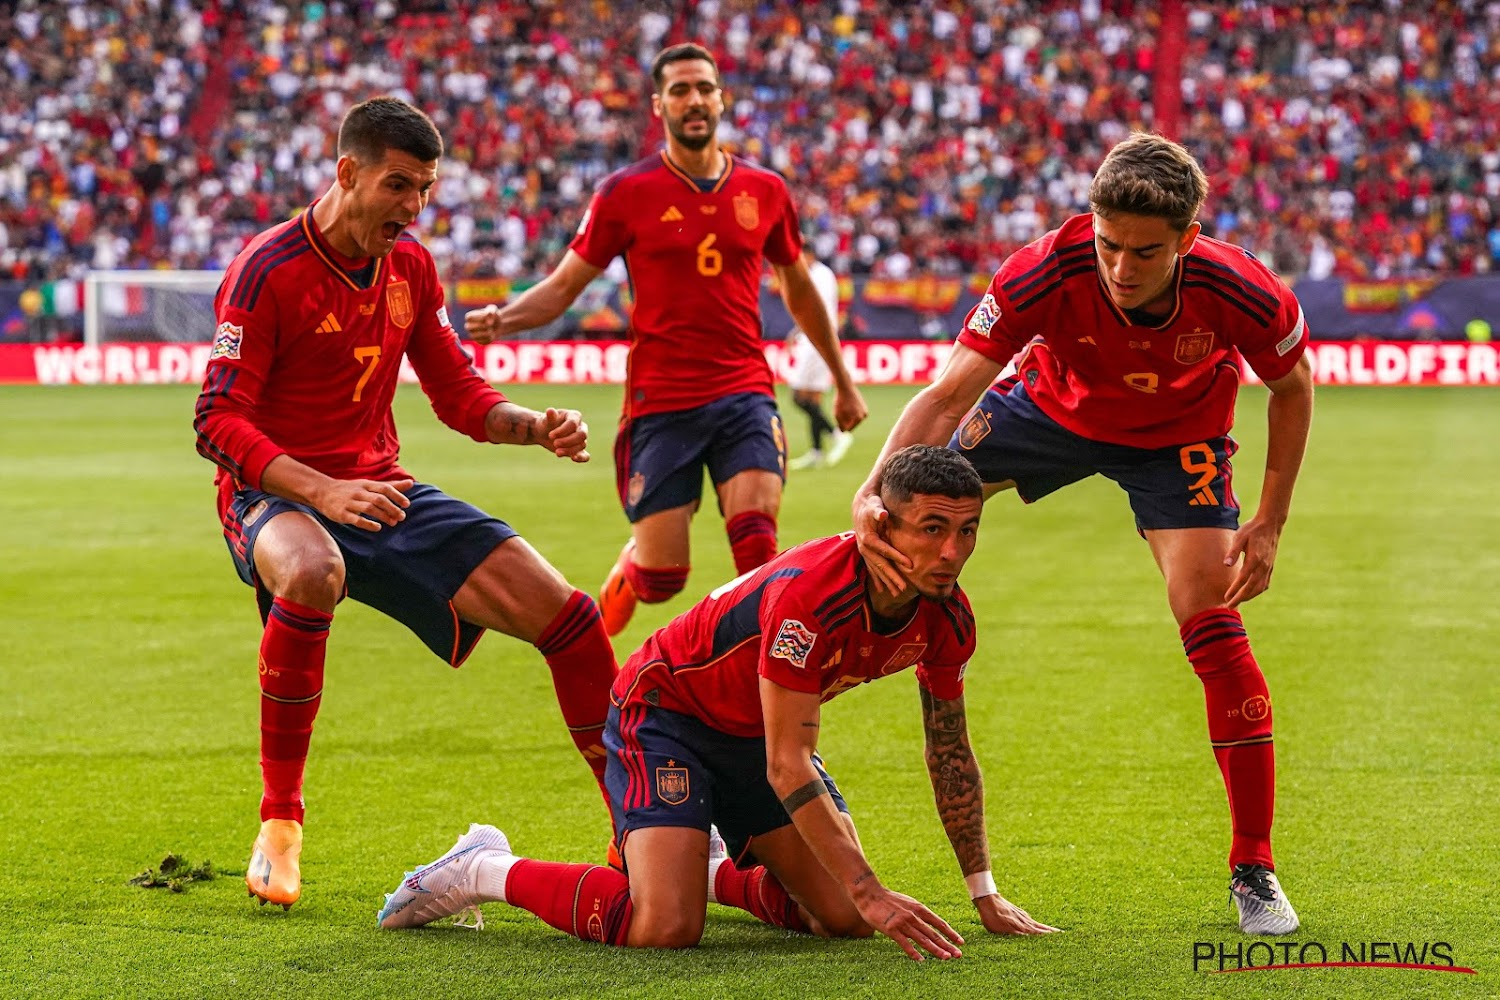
[453,905,485,931]
[1232,865,1278,903]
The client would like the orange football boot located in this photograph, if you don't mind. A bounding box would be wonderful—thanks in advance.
[599,540,639,637]
[246,818,302,910]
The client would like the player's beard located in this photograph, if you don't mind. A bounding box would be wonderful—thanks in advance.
[668,111,718,152]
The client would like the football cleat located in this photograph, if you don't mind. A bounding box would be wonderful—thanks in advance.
[599,540,639,637]
[708,825,727,862]
[246,818,303,910]
[825,432,855,468]
[788,451,824,471]
[606,834,624,873]
[378,823,511,930]
[1231,864,1300,935]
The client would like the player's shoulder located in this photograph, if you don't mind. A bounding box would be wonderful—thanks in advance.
[926,586,977,651]
[994,213,1098,312]
[728,154,791,192]
[771,535,866,627]
[391,231,437,268]
[222,214,314,313]
[1181,233,1291,328]
[596,153,670,199]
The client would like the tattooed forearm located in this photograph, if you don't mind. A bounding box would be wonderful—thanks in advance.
[921,688,990,877]
[487,403,538,445]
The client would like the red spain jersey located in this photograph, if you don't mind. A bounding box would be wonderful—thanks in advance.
[957,214,1309,449]
[569,150,802,419]
[194,205,505,513]
[612,534,976,739]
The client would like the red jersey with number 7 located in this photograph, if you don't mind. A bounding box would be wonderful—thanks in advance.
[193,205,505,515]
[569,150,802,419]
[611,534,976,739]
[956,214,1309,449]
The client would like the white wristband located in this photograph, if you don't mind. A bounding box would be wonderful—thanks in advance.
[965,871,997,900]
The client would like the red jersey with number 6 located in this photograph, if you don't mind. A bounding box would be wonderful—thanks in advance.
[569,150,802,419]
[611,534,976,739]
[193,205,504,516]
[956,213,1309,449]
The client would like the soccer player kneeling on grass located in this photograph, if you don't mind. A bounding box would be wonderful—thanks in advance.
[378,446,1057,959]
[194,97,619,911]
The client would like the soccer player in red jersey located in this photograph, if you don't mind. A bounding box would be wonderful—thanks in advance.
[855,134,1314,935]
[465,43,868,636]
[378,446,1057,958]
[193,98,620,911]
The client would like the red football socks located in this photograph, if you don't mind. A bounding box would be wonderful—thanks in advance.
[505,860,633,945]
[1181,608,1276,869]
[258,597,332,824]
[712,862,811,933]
[623,561,690,603]
[726,511,777,575]
[534,591,619,788]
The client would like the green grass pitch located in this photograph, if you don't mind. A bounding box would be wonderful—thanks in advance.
[1,382,1495,999]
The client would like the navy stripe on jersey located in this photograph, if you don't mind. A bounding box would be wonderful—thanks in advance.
[1013,261,1096,312]
[688,567,806,670]
[1000,240,1094,299]
[1183,256,1278,311]
[815,579,863,623]
[1181,271,1276,327]
[229,227,310,312]
[193,365,242,477]
[598,155,664,200]
[823,603,864,635]
[938,598,974,647]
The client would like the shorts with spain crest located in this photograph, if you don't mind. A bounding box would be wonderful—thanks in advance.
[613,392,787,522]
[952,376,1240,532]
[601,703,848,867]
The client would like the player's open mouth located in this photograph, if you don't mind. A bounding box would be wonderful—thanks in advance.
[382,221,404,242]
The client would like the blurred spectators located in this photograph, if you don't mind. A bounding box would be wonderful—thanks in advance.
[6,0,1500,284]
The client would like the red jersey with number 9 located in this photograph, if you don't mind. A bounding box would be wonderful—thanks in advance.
[569,151,802,419]
[956,214,1309,449]
[194,205,504,515]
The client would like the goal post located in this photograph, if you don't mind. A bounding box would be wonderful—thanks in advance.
[83,270,225,348]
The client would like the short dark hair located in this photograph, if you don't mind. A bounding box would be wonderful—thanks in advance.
[650,43,719,91]
[1089,132,1207,233]
[879,445,983,506]
[337,97,443,166]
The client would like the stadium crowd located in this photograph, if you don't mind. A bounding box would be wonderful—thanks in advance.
[5,0,1500,285]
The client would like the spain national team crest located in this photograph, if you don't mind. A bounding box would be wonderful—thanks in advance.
[733,191,760,230]
[386,279,414,329]
[1174,329,1214,365]
[880,642,928,674]
[627,472,646,507]
[656,761,690,806]
[958,407,992,450]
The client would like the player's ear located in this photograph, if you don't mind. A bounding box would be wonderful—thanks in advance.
[1177,220,1201,256]
[650,92,663,120]
[335,155,359,191]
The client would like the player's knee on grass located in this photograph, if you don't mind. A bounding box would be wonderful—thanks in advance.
[627,909,705,950]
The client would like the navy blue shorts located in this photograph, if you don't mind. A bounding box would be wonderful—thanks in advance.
[613,392,787,523]
[951,378,1241,532]
[221,482,518,666]
[603,703,849,867]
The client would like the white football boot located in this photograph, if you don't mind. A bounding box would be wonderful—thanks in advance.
[1231,864,1300,934]
[378,824,511,930]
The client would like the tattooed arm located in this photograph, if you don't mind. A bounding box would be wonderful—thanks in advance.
[921,685,1060,935]
[483,401,590,461]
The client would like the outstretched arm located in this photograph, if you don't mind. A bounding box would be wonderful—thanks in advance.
[773,256,867,431]
[762,677,964,960]
[465,251,603,343]
[853,342,1003,593]
[920,685,1059,935]
[1225,352,1313,606]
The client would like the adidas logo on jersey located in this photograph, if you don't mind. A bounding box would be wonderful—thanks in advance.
[315,313,343,334]
[659,206,684,222]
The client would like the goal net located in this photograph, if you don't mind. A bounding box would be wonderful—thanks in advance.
[83,270,224,347]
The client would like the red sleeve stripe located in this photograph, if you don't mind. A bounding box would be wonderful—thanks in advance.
[228,228,310,312]
[192,365,243,477]
[999,239,1094,299]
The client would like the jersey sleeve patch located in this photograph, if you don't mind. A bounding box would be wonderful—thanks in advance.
[1274,305,1306,356]
[966,293,1001,338]
[210,321,243,360]
[436,305,450,329]
[769,618,817,668]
